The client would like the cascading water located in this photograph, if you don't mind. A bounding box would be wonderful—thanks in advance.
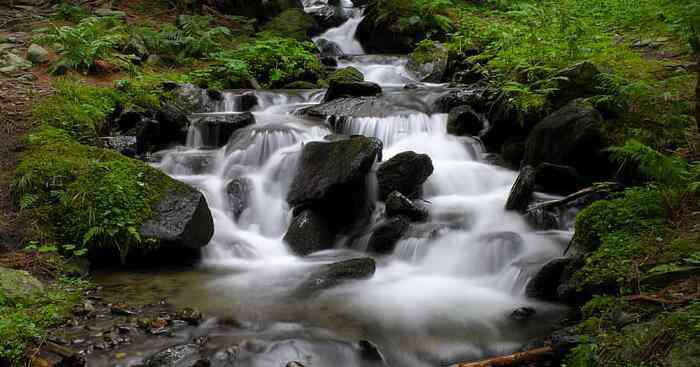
[142,2,569,366]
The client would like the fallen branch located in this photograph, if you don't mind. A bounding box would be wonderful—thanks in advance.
[454,346,554,367]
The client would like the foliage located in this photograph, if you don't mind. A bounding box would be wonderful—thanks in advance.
[262,9,317,41]
[54,1,89,22]
[372,0,455,36]
[0,277,88,364]
[139,15,233,63]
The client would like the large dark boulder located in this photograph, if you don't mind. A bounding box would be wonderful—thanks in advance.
[505,165,536,213]
[323,80,382,102]
[377,151,434,200]
[189,112,255,148]
[294,258,376,296]
[355,3,443,53]
[145,344,200,367]
[305,4,348,32]
[138,186,214,262]
[551,61,601,108]
[525,257,573,301]
[385,191,428,222]
[534,163,584,196]
[303,96,415,121]
[284,209,335,255]
[366,216,410,254]
[203,0,303,21]
[447,105,486,136]
[327,66,364,83]
[433,86,496,114]
[316,38,345,58]
[523,99,607,179]
[406,42,449,83]
[226,177,253,220]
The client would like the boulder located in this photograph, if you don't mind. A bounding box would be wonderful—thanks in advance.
[366,216,410,254]
[505,165,536,212]
[138,186,214,261]
[446,105,486,136]
[294,258,376,296]
[552,61,601,107]
[303,96,415,121]
[525,257,572,301]
[323,80,382,102]
[189,112,256,148]
[282,81,319,89]
[355,4,439,53]
[305,4,348,32]
[203,0,303,21]
[316,38,345,58]
[510,307,536,321]
[0,52,32,74]
[0,266,44,304]
[27,44,49,64]
[433,86,496,114]
[534,163,584,195]
[262,9,319,40]
[321,56,338,67]
[284,209,335,255]
[145,344,200,367]
[523,99,607,179]
[226,177,253,220]
[385,191,428,222]
[327,66,364,83]
[357,340,385,362]
[238,92,259,111]
[407,42,449,82]
[100,135,138,157]
[376,151,434,200]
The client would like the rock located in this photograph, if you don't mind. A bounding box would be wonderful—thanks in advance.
[552,61,601,107]
[282,81,318,89]
[100,135,138,157]
[385,191,428,222]
[226,177,253,220]
[321,56,337,67]
[0,266,44,304]
[524,207,560,231]
[523,99,607,179]
[452,68,482,84]
[284,209,335,255]
[366,216,410,254]
[500,139,526,169]
[305,4,348,32]
[145,54,161,65]
[356,3,441,53]
[138,187,214,262]
[357,340,384,362]
[316,38,345,57]
[534,163,584,195]
[505,166,536,212]
[433,86,496,114]
[263,9,319,40]
[145,344,200,367]
[27,44,49,64]
[407,42,449,82]
[190,112,255,148]
[377,151,434,200]
[285,362,305,367]
[510,307,536,321]
[328,66,364,83]
[526,257,572,301]
[323,80,382,102]
[0,52,32,74]
[294,258,376,296]
[94,8,127,19]
[304,96,416,121]
[640,266,700,290]
[175,308,203,325]
[447,105,486,136]
[203,0,303,21]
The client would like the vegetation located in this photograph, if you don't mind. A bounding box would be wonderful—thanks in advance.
[372,0,455,36]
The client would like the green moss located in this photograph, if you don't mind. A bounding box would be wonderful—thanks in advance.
[328,66,364,84]
[410,39,440,65]
[262,9,317,41]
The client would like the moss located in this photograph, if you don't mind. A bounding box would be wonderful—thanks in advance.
[328,66,364,84]
[262,9,317,41]
[410,39,444,65]
[12,126,180,261]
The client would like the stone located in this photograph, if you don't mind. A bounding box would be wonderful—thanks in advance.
[100,136,138,157]
[189,112,256,147]
[407,42,449,82]
[27,44,49,64]
[433,86,496,114]
[294,258,376,296]
[262,9,319,40]
[523,99,608,179]
[0,52,32,74]
[238,92,258,111]
[525,257,573,301]
[303,96,417,121]
[366,216,410,254]
[94,8,127,19]
[0,266,44,304]
[284,209,335,256]
[356,4,441,53]
[510,307,536,321]
[323,80,382,102]
[282,81,318,89]
[505,166,536,212]
[447,105,486,136]
[357,340,384,362]
[534,163,584,195]
[328,66,364,83]
[551,61,601,107]
[385,191,428,222]
[226,177,253,221]
[305,4,348,32]
[145,344,200,367]
[377,151,434,200]
[316,38,345,58]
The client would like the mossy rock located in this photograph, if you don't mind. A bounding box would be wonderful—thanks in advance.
[0,267,44,305]
[282,80,319,89]
[327,66,364,84]
[407,41,449,82]
[262,9,318,41]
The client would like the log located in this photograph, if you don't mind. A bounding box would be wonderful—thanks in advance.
[454,346,554,367]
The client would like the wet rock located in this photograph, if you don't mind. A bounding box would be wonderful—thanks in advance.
[534,163,584,195]
[500,139,526,169]
[145,344,200,367]
[190,112,255,148]
[323,80,381,102]
[306,4,348,32]
[27,44,49,64]
[385,191,429,222]
[523,99,608,180]
[263,9,319,41]
[226,177,253,220]
[284,209,335,256]
[136,186,214,264]
[366,216,410,254]
[525,257,574,301]
[100,135,138,157]
[524,207,560,231]
[407,42,449,82]
[175,308,203,325]
[110,304,136,316]
[433,86,496,114]
[357,340,384,362]
[356,3,441,53]
[0,266,44,304]
[377,151,434,200]
[510,307,536,321]
[294,258,376,296]
[193,360,211,367]
[304,96,415,120]
[321,56,337,67]
[0,52,32,74]
[552,61,601,108]
[447,105,486,137]
[238,92,259,111]
[203,0,303,21]
[283,81,319,89]
[316,38,345,57]
[328,66,364,83]
[285,362,305,367]
[505,165,536,213]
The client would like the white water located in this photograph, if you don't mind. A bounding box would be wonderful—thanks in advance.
[151,3,568,365]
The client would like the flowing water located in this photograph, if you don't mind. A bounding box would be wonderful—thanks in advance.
[96,2,570,366]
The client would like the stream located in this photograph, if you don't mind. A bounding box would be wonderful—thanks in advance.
[94,2,571,366]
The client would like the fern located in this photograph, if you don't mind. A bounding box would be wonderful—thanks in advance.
[609,140,692,188]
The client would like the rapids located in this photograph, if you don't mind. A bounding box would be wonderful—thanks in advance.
[99,2,571,366]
